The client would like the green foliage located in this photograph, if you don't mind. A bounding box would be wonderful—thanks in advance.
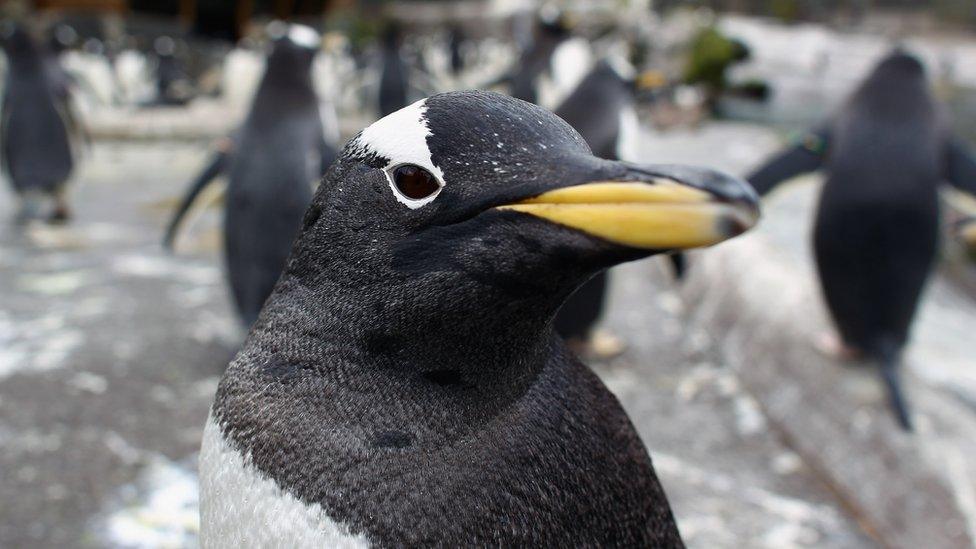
[683,26,739,90]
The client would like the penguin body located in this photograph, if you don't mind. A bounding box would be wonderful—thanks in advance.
[748,51,976,429]
[149,36,192,106]
[201,91,758,546]
[164,25,336,326]
[506,15,572,104]
[552,60,638,341]
[814,55,940,363]
[378,24,408,117]
[1,24,76,221]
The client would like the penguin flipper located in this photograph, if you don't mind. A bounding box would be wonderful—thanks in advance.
[748,126,830,196]
[945,136,976,197]
[163,143,232,250]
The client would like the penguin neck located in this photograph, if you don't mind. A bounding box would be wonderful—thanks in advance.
[246,66,316,126]
[253,269,562,395]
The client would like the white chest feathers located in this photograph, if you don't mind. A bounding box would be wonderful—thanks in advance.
[199,414,370,548]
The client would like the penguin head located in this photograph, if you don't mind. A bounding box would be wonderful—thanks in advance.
[852,49,928,112]
[0,21,34,56]
[265,22,320,64]
[382,21,403,48]
[538,5,575,38]
[874,49,925,79]
[282,91,757,351]
[49,23,78,53]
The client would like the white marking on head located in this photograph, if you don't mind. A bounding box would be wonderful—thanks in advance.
[288,24,321,50]
[352,98,446,209]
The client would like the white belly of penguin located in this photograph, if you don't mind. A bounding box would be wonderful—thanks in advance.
[199,414,370,548]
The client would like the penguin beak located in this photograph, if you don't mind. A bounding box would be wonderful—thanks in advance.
[495,165,759,250]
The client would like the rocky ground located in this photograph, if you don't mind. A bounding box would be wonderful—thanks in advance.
[0,124,893,548]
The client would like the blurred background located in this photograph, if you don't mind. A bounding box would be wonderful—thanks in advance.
[1,0,975,547]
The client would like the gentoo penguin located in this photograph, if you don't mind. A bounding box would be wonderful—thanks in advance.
[163,24,335,327]
[200,91,758,546]
[149,36,192,106]
[503,10,573,104]
[0,22,79,223]
[378,22,408,117]
[747,51,976,430]
[550,59,648,350]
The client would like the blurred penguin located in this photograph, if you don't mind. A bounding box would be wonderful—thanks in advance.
[747,50,976,430]
[0,22,83,223]
[495,8,576,105]
[448,25,464,77]
[164,24,337,327]
[148,36,193,106]
[378,22,408,117]
[551,57,665,358]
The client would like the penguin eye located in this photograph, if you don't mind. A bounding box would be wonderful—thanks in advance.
[392,164,440,200]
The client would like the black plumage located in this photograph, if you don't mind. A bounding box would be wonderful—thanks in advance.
[448,26,464,76]
[164,28,336,327]
[207,90,758,545]
[748,51,976,430]
[378,23,408,117]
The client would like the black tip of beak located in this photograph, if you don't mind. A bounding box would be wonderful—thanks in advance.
[628,162,758,204]
[715,214,745,239]
[623,162,761,226]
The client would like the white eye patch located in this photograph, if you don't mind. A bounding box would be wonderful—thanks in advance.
[352,99,446,209]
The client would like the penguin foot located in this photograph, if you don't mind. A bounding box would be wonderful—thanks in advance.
[815,332,863,362]
[567,330,627,362]
[48,205,72,224]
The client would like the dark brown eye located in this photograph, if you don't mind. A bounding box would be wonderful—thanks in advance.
[393,164,440,200]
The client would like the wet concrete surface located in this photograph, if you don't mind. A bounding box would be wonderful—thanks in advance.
[0,142,239,547]
[1,136,874,548]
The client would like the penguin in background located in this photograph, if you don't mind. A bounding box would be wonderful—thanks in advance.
[200,91,759,547]
[378,22,408,117]
[495,9,574,105]
[0,21,80,223]
[448,25,464,77]
[163,24,337,327]
[746,50,976,430]
[148,35,193,107]
[551,58,664,355]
